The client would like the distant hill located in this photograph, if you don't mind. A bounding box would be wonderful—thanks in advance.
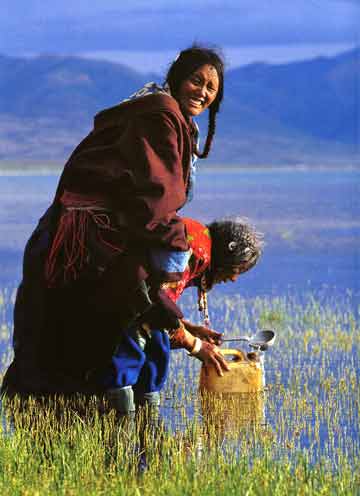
[0,50,358,167]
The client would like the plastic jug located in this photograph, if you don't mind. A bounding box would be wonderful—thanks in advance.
[199,348,263,394]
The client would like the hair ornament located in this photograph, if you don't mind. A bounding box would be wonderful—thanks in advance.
[228,241,237,252]
[173,52,181,63]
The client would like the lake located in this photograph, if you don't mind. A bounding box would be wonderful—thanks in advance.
[0,168,359,467]
[1,168,359,299]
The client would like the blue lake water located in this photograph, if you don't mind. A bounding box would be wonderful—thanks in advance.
[0,168,359,465]
[1,168,358,300]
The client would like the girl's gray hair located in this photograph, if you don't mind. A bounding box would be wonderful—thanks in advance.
[207,217,264,269]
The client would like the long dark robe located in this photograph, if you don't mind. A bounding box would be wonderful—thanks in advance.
[2,93,196,397]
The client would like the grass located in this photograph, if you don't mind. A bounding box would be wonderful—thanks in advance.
[0,288,359,495]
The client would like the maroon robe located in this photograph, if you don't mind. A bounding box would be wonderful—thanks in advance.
[2,93,197,396]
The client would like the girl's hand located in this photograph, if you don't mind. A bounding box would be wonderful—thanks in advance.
[194,342,230,376]
[182,320,223,345]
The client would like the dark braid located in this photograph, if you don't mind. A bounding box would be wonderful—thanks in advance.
[196,105,217,159]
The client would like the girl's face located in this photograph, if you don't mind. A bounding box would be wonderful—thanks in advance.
[212,257,258,285]
[212,265,246,285]
[176,64,219,117]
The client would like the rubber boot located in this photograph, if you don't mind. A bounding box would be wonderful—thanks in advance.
[135,390,160,408]
[106,385,136,414]
[135,393,164,476]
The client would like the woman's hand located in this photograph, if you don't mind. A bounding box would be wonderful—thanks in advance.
[168,322,229,376]
[182,320,223,345]
[193,342,230,377]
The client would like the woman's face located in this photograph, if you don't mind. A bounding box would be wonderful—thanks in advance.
[176,64,220,117]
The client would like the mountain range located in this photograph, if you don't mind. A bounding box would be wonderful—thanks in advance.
[0,49,358,167]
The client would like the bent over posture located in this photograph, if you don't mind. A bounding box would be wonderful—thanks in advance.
[103,217,263,414]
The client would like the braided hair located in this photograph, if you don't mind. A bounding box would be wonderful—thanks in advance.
[165,45,224,159]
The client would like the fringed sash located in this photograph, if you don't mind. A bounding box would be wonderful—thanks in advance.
[45,191,123,287]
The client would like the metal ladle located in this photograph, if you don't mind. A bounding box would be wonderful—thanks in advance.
[222,329,276,351]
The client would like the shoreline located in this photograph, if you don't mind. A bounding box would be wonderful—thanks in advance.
[0,163,359,176]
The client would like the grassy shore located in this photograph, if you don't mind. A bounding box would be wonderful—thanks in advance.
[0,161,62,175]
[0,398,358,496]
[1,161,359,175]
[0,290,359,495]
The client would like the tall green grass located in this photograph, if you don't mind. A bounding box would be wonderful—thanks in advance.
[0,288,359,495]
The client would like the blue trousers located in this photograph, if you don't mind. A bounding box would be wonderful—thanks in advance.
[104,328,170,396]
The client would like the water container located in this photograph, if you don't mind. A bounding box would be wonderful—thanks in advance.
[199,348,263,394]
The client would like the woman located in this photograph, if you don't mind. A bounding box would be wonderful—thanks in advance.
[105,217,263,414]
[1,46,225,398]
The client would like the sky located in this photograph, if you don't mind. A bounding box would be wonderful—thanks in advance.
[1,0,359,72]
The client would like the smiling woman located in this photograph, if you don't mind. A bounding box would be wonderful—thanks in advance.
[176,64,220,117]
[1,45,227,412]
[166,46,224,158]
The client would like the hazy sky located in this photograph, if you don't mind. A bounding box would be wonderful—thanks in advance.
[1,0,359,71]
